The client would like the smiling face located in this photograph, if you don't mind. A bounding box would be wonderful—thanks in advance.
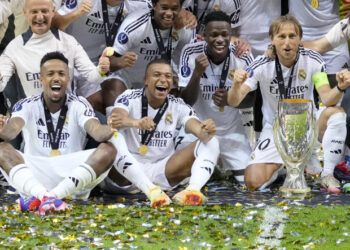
[270,21,302,67]
[144,63,173,107]
[24,0,55,35]
[204,20,231,63]
[153,0,181,30]
[40,59,70,104]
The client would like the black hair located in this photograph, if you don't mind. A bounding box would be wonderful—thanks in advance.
[40,51,69,68]
[145,58,173,74]
[152,0,181,6]
[203,10,231,26]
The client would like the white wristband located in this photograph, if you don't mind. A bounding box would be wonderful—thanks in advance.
[325,18,350,49]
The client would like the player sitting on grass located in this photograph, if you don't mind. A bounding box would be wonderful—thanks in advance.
[104,58,220,207]
[0,52,117,215]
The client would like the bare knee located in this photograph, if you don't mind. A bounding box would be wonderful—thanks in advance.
[0,142,23,173]
[86,142,117,176]
[244,164,280,191]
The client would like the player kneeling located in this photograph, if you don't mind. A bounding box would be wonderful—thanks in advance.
[0,52,117,215]
[103,59,220,207]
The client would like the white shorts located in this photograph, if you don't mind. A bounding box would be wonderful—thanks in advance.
[176,127,251,175]
[99,155,188,194]
[248,127,321,173]
[1,149,110,199]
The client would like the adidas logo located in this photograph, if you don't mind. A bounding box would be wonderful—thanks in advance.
[36,118,45,126]
[69,177,80,187]
[140,37,152,44]
[330,149,342,154]
[342,62,349,69]
[90,11,101,19]
[201,166,212,174]
[201,72,208,79]
[243,121,253,127]
[123,162,132,173]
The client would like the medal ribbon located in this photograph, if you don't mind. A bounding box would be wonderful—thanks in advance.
[42,94,68,151]
[101,0,125,46]
[274,49,299,100]
[193,0,211,33]
[140,88,169,147]
[151,10,173,62]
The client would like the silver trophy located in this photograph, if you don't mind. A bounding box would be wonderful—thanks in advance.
[273,99,317,195]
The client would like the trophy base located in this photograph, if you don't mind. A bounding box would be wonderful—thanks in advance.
[279,186,311,200]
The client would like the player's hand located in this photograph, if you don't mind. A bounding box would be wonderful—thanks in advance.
[336,69,350,91]
[196,34,203,42]
[107,112,124,130]
[264,44,275,59]
[0,114,8,132]
[234,69,249,86]
[98,48,111,75]
[174,9,197,30]
[136,116,155,131]
[198,119,216,142]
[232,37,252,58]
[213,88,228,107]
[194,54,209,76]
[76,0,93,16]
[120,52,138,69]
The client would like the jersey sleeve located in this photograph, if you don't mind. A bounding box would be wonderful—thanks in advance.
[176,98,199,128]
[242,57,262,91]
[325,18,350,49]
[57,0,82,15]
[0,44,16,91]
[10,98,31,124]
[112,11,150,55]
[223,0,242,29]
[178,43,196,88]
[74,96,97,130]
[114,89,134,113]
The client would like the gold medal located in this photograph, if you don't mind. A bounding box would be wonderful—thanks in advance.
[106,47,115,57]
[50,149,61,157]
[311,0,318,8]
[138,145,148,155]
[219,106,224,112]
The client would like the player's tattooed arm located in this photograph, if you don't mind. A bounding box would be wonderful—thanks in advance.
[0,116,24,141]
[108,108,155,131]
[109,52,138,72]
[185,118,216,143]
[52,0,93,30]
[227,69,251,107]
[180,54,209,106]
[84,118,114,142]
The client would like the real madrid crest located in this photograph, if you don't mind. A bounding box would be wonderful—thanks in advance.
[64,116,69,127]
[165,113,173,125]
[172,31,179,41]
[298,69,307,81]
[213,4,220,11]
[228,69,235,81]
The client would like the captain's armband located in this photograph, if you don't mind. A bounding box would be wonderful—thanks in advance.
[312,72,329,90]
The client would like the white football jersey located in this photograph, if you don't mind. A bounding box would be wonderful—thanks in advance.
[289,0,349,73]
[0,28,103,96]
[244,47,326,128]
[238,0,281,57]
[10,93,97,156]
[114,89,199,163]
[113,11,195,88]
[58,0,152,63]
[178,41,253,135]
[181,0,241,33]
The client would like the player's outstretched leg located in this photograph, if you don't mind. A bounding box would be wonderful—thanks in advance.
[109,132,171,208]
[172,137,219,205]
[319,109,346,193]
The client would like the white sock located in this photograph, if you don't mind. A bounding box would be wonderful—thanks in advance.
[109,132,155,194]
[106,106,115,117]
[322,112,346,177]
[49,163,96,199]
[188,137,220,190]
[9,164,48,199]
